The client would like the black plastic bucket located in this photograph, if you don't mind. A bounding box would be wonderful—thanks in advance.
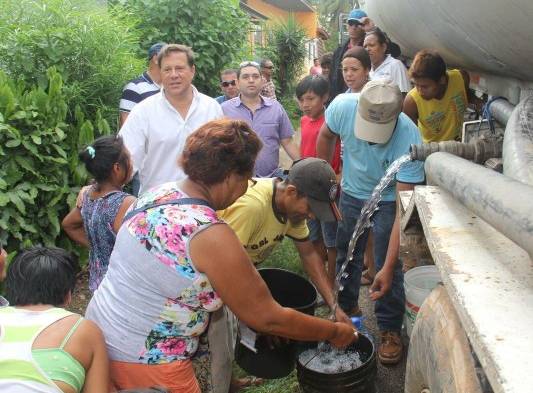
[234,268,317,379]
[296,334,377,393]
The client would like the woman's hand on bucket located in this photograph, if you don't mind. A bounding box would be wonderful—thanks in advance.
[329,321,359,348]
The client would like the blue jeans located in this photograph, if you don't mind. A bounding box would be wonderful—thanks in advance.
[336,191,405,332]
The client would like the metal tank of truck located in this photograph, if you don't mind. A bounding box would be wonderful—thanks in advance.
[359,1,533,392]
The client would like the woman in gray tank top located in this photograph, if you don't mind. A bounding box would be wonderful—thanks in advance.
[86,119,358,393]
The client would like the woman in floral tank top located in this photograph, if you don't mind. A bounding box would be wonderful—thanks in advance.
[86,120,357,393]
[62,135,136,292]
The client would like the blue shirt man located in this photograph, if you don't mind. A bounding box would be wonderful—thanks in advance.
[215,69,239,104]
[317,80,424,365]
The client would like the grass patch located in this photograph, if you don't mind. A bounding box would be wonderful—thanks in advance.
[260,238,304,276]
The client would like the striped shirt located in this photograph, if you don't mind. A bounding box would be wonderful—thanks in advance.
[119,72,160,113]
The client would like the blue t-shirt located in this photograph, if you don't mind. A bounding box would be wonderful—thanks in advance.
[325,93,424,201]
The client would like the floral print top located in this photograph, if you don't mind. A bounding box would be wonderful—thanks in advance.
[128,183,223,363]
[81,188,129,292]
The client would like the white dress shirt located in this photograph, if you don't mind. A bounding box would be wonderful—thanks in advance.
[119,86,223,194]
[369,54,411,93]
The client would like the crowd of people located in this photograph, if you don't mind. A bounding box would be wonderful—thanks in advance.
[0,7,481,393]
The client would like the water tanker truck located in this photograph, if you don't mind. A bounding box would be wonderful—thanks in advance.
[359,1,533,392]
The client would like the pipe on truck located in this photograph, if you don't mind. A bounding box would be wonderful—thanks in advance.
[425,152,533,259]
[502,95,533,186]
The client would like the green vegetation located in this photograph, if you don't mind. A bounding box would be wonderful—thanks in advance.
[0,69,95,251]
[259,15,308,99]
[113,0,249,96]
[0,0,144,127]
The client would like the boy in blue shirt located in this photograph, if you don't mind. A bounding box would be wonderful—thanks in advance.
[317,80,424,364]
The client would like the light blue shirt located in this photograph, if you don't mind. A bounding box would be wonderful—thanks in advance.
[325,93,424,201]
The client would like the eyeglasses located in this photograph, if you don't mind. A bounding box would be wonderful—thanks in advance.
[348,20,362,27]
[239,61,260,68]
[221,80,236,87]
[262,65,274,70]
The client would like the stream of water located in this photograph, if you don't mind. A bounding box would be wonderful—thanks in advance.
[301,154,413,372]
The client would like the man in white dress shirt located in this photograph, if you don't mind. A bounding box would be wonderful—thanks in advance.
[119,44,223,194]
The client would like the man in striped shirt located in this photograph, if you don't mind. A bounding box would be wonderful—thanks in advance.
[119,42,166,127]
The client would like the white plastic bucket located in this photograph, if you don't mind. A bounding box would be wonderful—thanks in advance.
[404,265,442,337]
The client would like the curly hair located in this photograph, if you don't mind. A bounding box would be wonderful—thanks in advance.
[181,119,262,185]
[409,49,447,82]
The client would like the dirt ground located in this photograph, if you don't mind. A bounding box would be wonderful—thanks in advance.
[67,268,91,315]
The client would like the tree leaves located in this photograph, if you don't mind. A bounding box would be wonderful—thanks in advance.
[116,0,249,96]
[0,68,90,252]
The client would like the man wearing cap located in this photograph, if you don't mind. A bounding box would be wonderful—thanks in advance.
[119,44,223,194]
[317,80,424,364]
[219,158,349,323]
[329,9,367,101]
[119,42,166,128]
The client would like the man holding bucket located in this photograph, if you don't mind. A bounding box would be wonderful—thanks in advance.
[316,80,425,364]
[219,158,350,324]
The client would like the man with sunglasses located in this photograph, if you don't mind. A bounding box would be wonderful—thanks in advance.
[329,9,367,101]
[215,69,239,104]
[259,59,277,100]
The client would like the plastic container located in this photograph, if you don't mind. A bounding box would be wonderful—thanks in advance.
[404,265,442,337]
[296,334,377,393]
[351,317,373,344]
[234,268,317,379]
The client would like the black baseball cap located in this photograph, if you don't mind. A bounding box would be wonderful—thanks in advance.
[288,158,341,222]
[148,42,167,60]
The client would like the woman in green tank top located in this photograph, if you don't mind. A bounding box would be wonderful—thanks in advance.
[0,247,109,393]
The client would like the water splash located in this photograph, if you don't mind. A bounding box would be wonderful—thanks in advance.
[299,343,364,373]
[330,154,412,319]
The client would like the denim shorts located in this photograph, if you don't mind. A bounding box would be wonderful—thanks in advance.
[307,219,338,248]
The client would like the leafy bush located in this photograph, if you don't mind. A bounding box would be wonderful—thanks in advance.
[0,0,144,127]
[259,15,307,97]
[113,0,249,96]
[0,69,94,251]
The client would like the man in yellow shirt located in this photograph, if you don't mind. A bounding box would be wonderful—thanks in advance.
[403,49,478,142]
[220,158,350,322]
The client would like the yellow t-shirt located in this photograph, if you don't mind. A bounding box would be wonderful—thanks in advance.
[408,69,468,142]
[218,178,309,265]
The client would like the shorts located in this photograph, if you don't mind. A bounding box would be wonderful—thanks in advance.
[307,219,338,248]
[110,359,200,393]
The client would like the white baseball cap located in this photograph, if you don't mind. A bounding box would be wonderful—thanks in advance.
[354,80,403,143]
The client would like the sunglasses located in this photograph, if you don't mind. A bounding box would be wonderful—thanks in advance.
[348,20,363,27]
[240,61,260,68]
[221,80,236,87]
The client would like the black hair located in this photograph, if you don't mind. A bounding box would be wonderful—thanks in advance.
[5,247,80,306]
[260,59,272,68]
[342,47,372,70]
[365,27,391,53]
[295,75,329,99]
[220,69,238,81]
[320,53,333,68]
[79,135,129,183]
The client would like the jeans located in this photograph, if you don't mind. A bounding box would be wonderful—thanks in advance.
[336,191,405,332]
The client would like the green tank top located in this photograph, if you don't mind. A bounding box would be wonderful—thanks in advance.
[0,307,86,393]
